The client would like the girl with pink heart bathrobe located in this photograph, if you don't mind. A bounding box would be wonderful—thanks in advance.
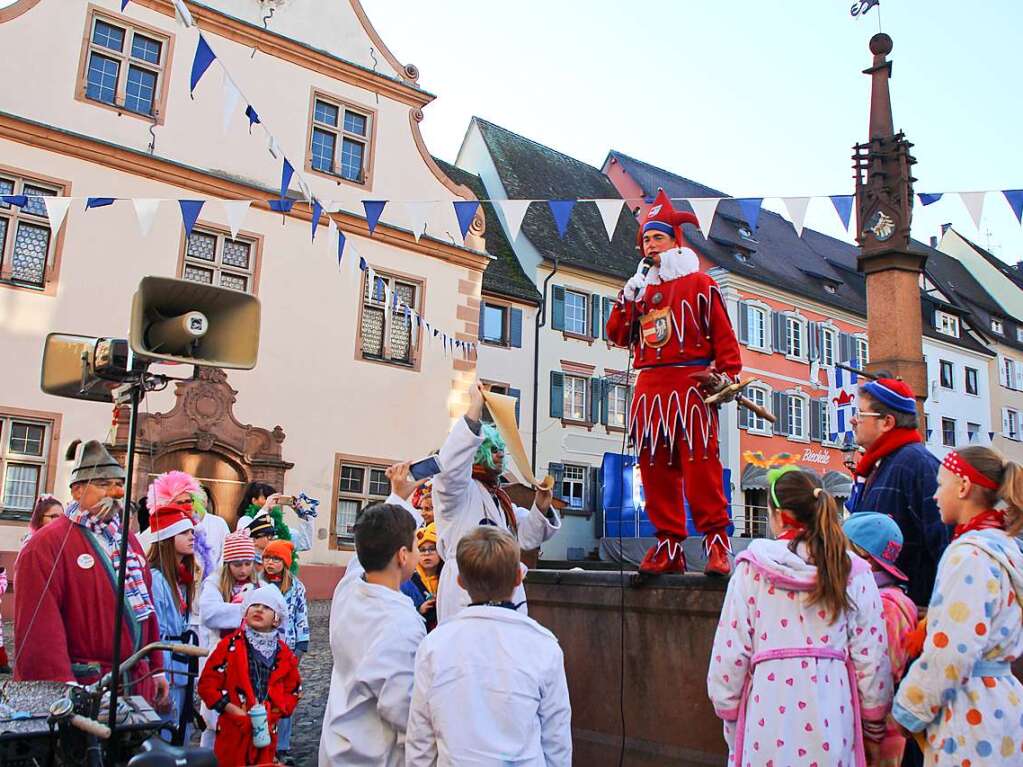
[707,466,892,767]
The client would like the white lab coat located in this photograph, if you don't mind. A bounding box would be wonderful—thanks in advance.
[318,579,426,767]
[433,418,561,624]
[405,605,572,767]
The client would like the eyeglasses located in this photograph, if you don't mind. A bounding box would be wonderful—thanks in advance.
[854,412,885,419]
[419,547,437,554]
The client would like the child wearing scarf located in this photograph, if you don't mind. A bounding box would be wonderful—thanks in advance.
[259,539,308,765]
[892,447,1023,764]
[198,585,301,767]
[401,523,443,631]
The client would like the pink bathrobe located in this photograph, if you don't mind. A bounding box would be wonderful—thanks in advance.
[707,539,893,767]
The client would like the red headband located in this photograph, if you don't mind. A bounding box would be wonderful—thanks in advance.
[942,451,999,490]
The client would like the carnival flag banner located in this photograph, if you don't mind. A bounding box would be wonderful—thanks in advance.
[592,199,625,240]
[689,197,720,239]
[494,199,532,241]
[830,195,854,230]
[453,200,480,240]
[222,200,250,239]
[548,199,575,239]
[1005,190,1023,223]
[132,198,162,238]
[222,71,241,134]
[782,196,811,237]
[42,196,73,235]
[960,191,987,230]
[827,363,860,443]
[737,198,763,232]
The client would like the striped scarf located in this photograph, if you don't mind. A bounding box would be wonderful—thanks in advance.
[65,501,154,621]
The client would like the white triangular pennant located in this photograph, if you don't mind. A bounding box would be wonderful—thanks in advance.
[346,238,361,279]
[494,199,532,241]
[402,200,433,242]
[960,192,987,230]
[267,133,280,159]
[221,71,241,134]
[42,196,72,234]
[132,198,162,238]
[592,199,625,240]
[688,198,720,240]
[222,200,251,239]
[782,197,811,237]
[410,309,419,347]
[295,174,313,205]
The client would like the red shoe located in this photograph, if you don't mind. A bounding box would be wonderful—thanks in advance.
[638,536,686,575]
[704,532,733,576]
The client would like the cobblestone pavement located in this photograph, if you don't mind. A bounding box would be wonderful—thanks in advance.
[3,601,333,767]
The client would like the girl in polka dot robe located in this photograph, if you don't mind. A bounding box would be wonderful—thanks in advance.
[893,447,1023,765]
[708,466,892,767]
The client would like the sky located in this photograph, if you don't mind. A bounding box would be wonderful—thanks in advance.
[361,0,1023,261]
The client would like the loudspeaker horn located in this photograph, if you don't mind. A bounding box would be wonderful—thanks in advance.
[41,334,132,402]
[129,277,260,369]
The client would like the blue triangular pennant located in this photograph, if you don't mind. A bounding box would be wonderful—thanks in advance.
[1003,190,1023,224]
[178,200,204,238]
[453,200,480,239]
[189,34,217,96]
[990,431,997,441]
[926,429,933,441]
[918,193,943,206]
[373,276,385,302]
[829,195,854,230]
[121,0,130,9]
[245,105,260,132]
[547,199,575,239]
[1,195,27,208]
[359,257,367,271]
[311,199,323,241]
[280,158,294,202]
[267,198,294,213]
[86,197,115,209]
[736,198,763,232]
[363,200,387,235]
[337,231,346,266]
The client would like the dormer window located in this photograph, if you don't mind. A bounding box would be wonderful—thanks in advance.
[737,226,755,241]
[992,318,1004,335]
[823,283,837,294]
[734,251,751,265]
[935,310,960,338]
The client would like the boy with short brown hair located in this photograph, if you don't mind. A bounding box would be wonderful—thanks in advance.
[406,526,572,766]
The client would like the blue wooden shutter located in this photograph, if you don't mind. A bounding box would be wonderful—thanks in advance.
[590,294,601,338]
[550,463,565,502]
[772,312,787,353]
[589,378,601,424]
[477,302,486,341]
[810,398,822,441]
[600,378,610,425]
[508,387,521,425]
[509,307,523,348]
[601,297,613,340]
[588,466,602,514]
[737,301,749,344]
[550,372,564,418]
[551,286,566,331]
[838,332,852,365]
[808,322,820,362]
[773,392,790,435]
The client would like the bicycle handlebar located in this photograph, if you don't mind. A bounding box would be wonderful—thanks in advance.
[90,642,209,694]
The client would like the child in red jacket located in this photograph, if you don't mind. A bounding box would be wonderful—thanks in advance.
[198,585,301,767]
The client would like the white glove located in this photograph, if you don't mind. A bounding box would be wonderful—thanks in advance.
[622,274,646,301]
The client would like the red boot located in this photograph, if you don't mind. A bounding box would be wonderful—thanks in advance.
[704,531,732,576]
[638,535,686,575]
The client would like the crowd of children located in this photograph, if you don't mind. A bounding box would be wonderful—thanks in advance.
[708,444,1023,767]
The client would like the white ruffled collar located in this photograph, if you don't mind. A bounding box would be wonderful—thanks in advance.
[642,247,700,286]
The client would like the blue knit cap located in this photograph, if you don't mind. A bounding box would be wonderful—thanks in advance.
[862,378,916,414]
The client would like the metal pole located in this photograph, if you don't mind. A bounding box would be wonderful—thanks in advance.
[531,260,559,475]
[106,381,141,748]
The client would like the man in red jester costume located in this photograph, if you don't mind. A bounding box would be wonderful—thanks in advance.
[606,189,743,576]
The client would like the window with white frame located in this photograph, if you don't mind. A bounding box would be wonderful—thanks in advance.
[967,422,981,444]
[1003,357,1020,391]
[854,336,869,369]
[821,401,836,444]
[939,360,955,390]
[335,460,390,544]
[181,228,258,293]
[0,173,60,288]
[563,290,588,335]
[81,11,170,118]
[747,386,770,433]
[992,318,1004,335]
[1,416,51,513]
[563,375,588,422]
[359,271,421,366]
[942,417,957,448]
[935,311,960,338]
[561,464,587,510]
[965,366,979,395]
[820,326,836,366]
[746,305,768,349]
[607,383,628,428]
[1007,409,1021,441]
[309,92,373,184]
[788,395,807,440]
[786,316,804,358]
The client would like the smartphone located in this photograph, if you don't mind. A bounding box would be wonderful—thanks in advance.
[276,495,294,507]
[409,455,443,481]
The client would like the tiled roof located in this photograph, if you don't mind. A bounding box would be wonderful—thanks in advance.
[473,118,639,280]
[433,157,541,305]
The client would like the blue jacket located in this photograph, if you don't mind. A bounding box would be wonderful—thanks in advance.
[848,441,949,606]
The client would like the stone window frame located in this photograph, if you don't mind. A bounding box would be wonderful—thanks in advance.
[75,5,175,125]
[329,452,397,550]
[0,406,62,521]
[354,266,425,372]
[0,164,71,296]
[176,222,263,296]
[305,87,378,190]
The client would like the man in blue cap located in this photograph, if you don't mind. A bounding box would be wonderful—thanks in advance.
[847,376,947,607]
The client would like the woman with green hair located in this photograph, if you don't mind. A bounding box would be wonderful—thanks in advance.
[433,382,561,624]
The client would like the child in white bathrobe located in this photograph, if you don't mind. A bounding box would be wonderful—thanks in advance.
[318,495,426,767]
[406,525,572,766]
[434,382,561,624]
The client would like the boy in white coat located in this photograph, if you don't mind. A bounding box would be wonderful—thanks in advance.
[434,382,561,623]
[318,500,426,767]
[406,526,572,766]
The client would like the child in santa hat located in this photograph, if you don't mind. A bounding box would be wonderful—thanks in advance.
[198,585,301,767]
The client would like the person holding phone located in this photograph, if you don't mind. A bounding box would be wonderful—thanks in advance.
[235,484,315,571]
[433,382,561,624]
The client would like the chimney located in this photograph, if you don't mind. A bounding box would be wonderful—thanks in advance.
[1015,261,1023,273]
[929,236,938,248]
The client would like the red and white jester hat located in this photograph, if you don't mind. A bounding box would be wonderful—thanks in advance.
[637,189,700,248]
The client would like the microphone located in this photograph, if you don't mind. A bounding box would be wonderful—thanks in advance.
[640,256,656,277]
